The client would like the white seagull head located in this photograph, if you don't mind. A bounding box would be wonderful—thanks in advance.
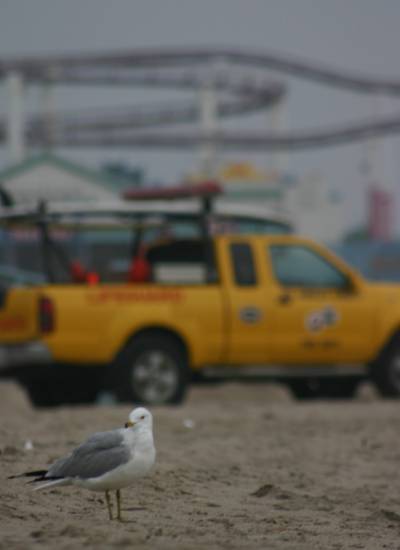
[125,407,153,431]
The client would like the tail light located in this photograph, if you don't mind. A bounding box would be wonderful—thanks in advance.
[0,288,8,309]
[39,295,55,333]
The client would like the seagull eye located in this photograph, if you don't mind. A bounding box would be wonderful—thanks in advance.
[140,415,145,420]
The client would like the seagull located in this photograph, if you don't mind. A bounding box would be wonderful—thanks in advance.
[10,407,156,521]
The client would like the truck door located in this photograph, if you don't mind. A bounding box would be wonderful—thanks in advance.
[222,239,273,364]
[264,241,377,363]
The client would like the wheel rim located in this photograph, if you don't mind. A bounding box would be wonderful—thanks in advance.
[130,350,179,403]
[389,354,400,392]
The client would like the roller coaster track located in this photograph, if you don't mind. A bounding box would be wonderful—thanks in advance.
[1,46,400,150]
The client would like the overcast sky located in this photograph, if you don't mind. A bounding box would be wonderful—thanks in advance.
[1,0,400,233]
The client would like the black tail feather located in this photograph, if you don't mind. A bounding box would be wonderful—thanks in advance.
[8,469,48,480]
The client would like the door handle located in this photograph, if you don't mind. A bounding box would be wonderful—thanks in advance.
[278,293,292,305]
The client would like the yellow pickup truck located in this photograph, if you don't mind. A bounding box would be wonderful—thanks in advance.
[1,226,400,406]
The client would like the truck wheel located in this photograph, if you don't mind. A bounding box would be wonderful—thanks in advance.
[370,338,400,397]
[113,335,189,405]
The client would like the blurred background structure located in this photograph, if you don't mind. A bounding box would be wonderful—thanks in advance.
[1,1,400,279]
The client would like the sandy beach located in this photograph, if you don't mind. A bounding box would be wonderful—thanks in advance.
[1,380,400,549]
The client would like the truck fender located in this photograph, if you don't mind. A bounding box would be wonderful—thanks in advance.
[368,328,400,397]
[371,328,400,364]
[112,325,190,367]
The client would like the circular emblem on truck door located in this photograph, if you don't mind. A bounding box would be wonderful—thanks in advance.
[305,306,340,332]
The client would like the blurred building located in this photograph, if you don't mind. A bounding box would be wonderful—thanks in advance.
[367,184,394,241]
[216,162,283,204]
[285,172,345,243]
[189,162,345,243]
[0,153,140,205]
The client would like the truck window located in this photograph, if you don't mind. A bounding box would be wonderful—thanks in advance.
[230,243,257,286]
[146,238,216,285]
[268,244,350,289]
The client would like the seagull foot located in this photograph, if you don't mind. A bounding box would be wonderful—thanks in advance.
[105,490,114,520]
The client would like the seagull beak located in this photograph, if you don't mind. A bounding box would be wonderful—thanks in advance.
[125,421,135,428]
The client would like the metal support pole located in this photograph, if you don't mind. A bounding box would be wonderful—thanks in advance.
[6,71,25,163]
[42,81,56,149]
[269,99,288,213]
[198,81,218,177]
[269,100,288,174]
[200,195,217,283]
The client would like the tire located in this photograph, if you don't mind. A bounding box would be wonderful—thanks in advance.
[113,334,189,405]
[370,336,400,397]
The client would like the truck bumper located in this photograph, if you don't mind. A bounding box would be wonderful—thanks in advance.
[0,341,52,373]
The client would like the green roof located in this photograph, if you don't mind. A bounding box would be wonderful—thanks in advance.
[0,152,137,193]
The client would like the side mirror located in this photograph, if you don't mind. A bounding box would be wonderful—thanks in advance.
[341,274,358,294]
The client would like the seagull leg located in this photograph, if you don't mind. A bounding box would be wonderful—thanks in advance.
[116,489,122,521]
[105,490,113,520]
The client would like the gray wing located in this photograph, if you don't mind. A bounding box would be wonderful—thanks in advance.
[47,429,131,480]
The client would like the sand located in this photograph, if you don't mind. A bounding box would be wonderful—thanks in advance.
[1,380,400,549]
